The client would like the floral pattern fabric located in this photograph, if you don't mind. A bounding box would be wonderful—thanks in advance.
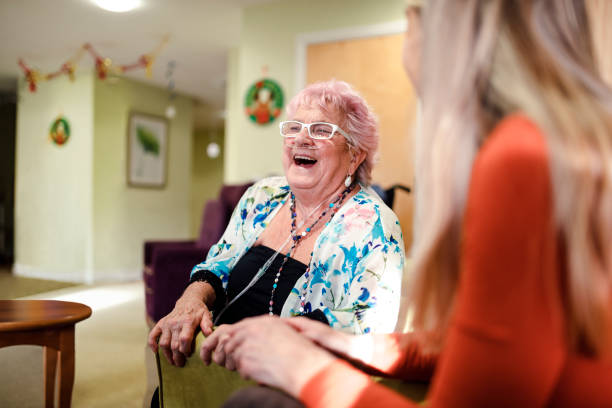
[191,176,405,334]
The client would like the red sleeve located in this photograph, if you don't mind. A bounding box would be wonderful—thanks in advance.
[301,115,567,408]
[301,359,421,408]
[427,115,566,407]
[344,333,437,380]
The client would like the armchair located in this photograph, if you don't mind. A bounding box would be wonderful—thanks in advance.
[144,182,253,324]
[371,183,412,209]
[156,332,429,408]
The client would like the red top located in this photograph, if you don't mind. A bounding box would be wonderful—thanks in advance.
[301,115,612,407]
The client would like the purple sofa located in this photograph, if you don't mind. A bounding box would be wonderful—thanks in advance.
[143,182,253,324]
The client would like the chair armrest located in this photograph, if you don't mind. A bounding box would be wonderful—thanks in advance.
[156,332,429,408]
[157,332,254,408]
[374,377,428,403]
[145,240,196,266]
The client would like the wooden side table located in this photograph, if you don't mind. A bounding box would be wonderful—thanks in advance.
[0,300,92,408]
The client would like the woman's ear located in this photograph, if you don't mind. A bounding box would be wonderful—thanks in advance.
[350,149,367,175]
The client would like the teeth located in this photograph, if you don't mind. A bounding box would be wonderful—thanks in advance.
[293,154,317,166]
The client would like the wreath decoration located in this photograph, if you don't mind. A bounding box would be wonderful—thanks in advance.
[244,78,284,125]
[50,116,71,146]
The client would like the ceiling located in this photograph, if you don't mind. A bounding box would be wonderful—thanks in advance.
[0,0,276,116]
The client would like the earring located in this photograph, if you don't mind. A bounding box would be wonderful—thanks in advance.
[344,174,352,188]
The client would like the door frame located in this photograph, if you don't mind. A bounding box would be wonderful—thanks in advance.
[294,20,406,91]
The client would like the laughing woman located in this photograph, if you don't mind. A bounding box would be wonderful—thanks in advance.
[201,1,612,407]
[149,80,405,366]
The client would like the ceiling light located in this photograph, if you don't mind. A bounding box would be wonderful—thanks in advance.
[92,0,142,13]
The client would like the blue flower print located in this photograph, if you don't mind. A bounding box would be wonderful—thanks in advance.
[340,245,360,277]
[189,177,405,335]
[358,287,370,302]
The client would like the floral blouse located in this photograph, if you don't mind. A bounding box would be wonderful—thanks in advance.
[191,176,405,334]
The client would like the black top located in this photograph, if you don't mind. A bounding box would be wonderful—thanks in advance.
[190,245,328,325]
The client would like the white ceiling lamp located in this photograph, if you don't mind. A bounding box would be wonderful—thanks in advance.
[92,0,142,13]
[165,105,176,119]
[206,142,220,159]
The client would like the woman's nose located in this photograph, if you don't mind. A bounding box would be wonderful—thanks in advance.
[294,126,313,144]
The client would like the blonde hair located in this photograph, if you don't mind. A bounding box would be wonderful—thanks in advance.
[406,0,612,356]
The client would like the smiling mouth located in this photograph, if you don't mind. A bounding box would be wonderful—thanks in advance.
[293,154,318,167]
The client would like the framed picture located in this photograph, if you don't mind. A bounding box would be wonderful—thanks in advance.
[127,112,169,188]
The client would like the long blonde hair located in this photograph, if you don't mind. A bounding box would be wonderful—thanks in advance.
[406,0,612,356]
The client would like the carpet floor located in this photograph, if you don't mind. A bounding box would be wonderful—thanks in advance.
[0,268,80,299]
[0,281,158,407]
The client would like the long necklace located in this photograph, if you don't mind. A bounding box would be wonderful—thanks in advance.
[268,183,354,315]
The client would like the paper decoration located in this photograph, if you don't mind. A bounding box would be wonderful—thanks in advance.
[244,78,284,125]
[49,116,70,146]
[18,36,169,92]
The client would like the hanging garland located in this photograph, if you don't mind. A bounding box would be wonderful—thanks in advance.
[18,36,169,92]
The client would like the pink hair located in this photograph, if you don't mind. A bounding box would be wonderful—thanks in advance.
[286,80,379,186]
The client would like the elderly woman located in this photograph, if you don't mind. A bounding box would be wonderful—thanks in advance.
[149,79,405,367]
[200,0,612,407]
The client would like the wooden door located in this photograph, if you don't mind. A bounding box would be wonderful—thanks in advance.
[307,33,417,249]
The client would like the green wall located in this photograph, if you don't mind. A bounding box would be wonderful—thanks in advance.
[15,73,95,281]
[191,129,225,237]
[225,0,406,183]
[93,78,194,281]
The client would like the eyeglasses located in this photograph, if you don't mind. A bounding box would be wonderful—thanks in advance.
[279,120,352,142]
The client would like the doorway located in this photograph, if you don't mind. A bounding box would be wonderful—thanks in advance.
[0,91,16,267]
[301,27,417,248]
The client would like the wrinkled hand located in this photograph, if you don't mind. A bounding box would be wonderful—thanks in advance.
[200,315,336,398]
[148,287,214,367]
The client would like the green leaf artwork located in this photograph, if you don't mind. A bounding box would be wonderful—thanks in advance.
[136,126,160,155]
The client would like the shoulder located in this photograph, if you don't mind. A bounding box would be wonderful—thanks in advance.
[243,176,290,203]
[476,114,549,177]
[340,187,403,243]
[360,186,401,225]
[345,187,399,222]
[467,114,552,221]
[249,175,288,191]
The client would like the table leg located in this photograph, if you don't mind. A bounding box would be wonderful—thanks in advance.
[57,326,75,408]
[44,345,58,408]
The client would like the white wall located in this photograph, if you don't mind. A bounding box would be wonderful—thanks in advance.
[14,73,95,282]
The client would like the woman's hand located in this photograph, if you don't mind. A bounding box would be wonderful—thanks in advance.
[284,317,357,359]
[285,317,390,373]
[148,281,215,366]
[200,315,336,398]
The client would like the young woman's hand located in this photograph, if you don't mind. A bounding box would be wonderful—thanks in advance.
[284,317,372,362]
[200,315,336,398]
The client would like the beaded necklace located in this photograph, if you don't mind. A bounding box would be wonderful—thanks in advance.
[268,183,355,315]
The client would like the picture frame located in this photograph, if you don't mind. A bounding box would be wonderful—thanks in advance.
[127,111,169,188]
